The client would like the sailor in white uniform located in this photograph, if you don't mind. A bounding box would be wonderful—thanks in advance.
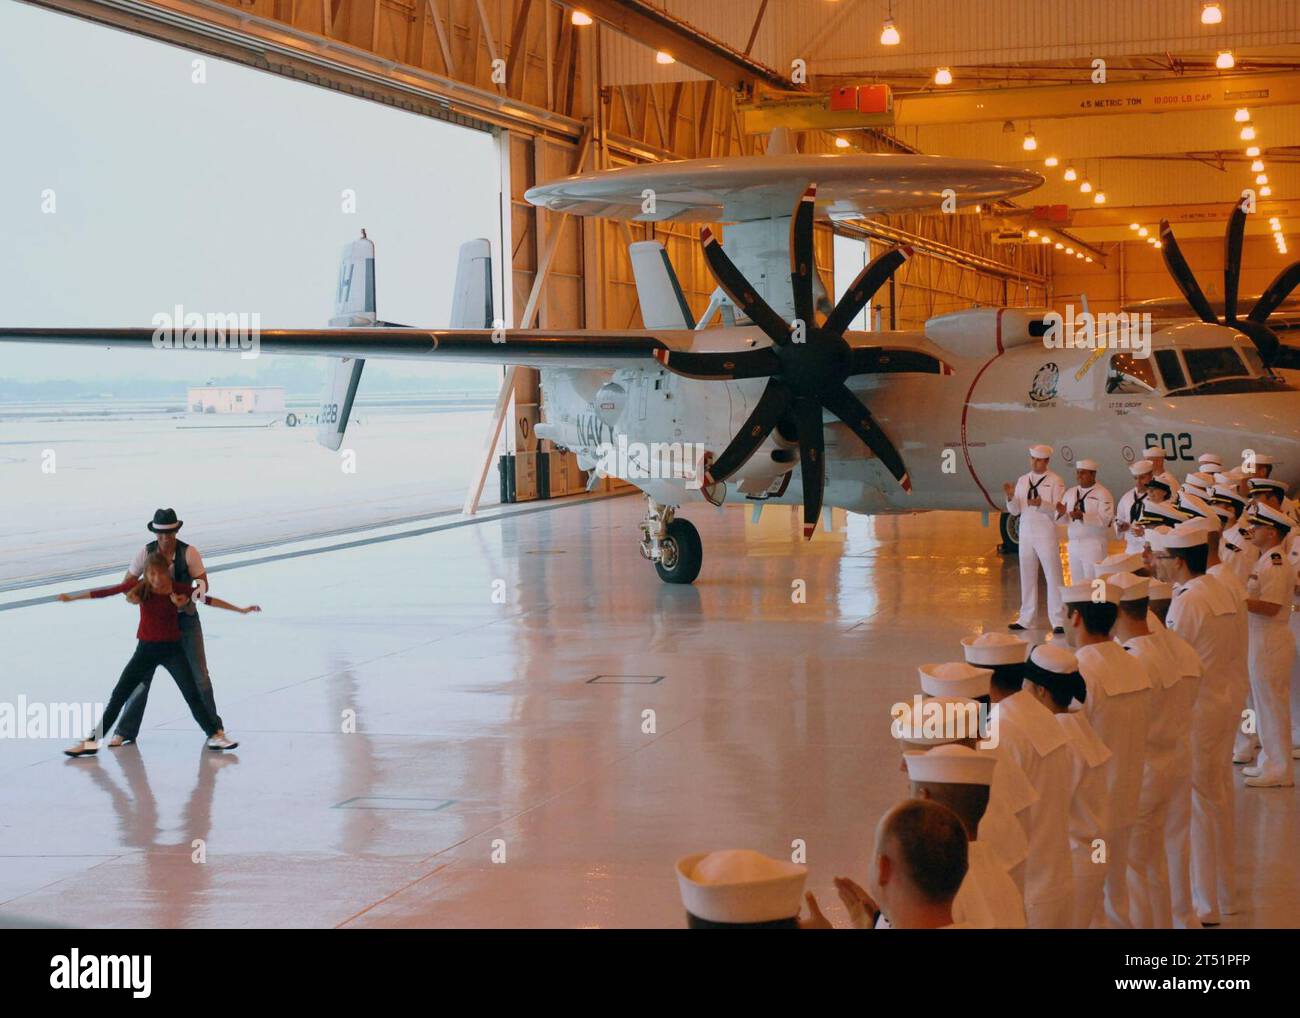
[1061,458,1115,582]
[1242,504,1297,787]
[917,658,1035,897]
[986,643,1075,927]
[675,849,806,929]
[1143,445,1181,496]
[1061,578,1152,928]
[1020,643,1111,929]
[1108,571,1182,928]
[1198,453,1224,476]
[1004,444,1067,633]
[1115,459,1156,556]
[904,745,1027,929]
[1153,523,1245,925]
[1251,454,1300,527]
[1214,485,1258,583]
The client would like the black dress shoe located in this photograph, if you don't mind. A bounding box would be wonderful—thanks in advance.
[1008,622,1028,631]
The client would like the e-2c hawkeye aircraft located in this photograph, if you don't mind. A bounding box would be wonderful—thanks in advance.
[6,137,1300,585]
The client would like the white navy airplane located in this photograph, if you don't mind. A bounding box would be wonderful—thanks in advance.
[5,136,1300,584]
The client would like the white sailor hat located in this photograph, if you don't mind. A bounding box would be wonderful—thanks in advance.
[960,631,1030,666]
[1107,571,1150,601]
[1141,500,1190,526]
[1129,459,1155,477]
[1213,484,1247,507]
[1148,523,1208,549]
[675,850,807,925]
[1148,578,1174,600]
[893,695,983,746]
[1210,503,1233,523]
[1143,446,1167,460]
[1198,453,1223,468]
[1061,579,1120,604]
[1075,458,1100,472]
[903,744,997,787]
[1029,444,1053,459]
[918,661,992,699]
[1029,642,1079,675]
[1184,472,1215,491]
[1248,502,1294,533]
[1225,466,1249,481]
[1093,551,1144,576]
[1249,476,1287,495]
[1178,493,1222,531]
[1023,644,1087,708]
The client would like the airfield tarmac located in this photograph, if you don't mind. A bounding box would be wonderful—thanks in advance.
[1,496,1297,929]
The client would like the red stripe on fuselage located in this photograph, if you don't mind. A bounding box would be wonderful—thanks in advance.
[960,309,1006,511]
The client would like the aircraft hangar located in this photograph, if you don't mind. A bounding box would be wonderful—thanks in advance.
[3,0,1300,959]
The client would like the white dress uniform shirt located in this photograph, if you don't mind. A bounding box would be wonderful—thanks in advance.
[1152,627,1204,929]
[978,745,1037,897]
[1115,487,1153,555]
[1221,525,1261,583]
[952,840,1028,929]
[1064,483,1115,581]
[993,691,1075,927]
[1075,640,1152,928]
[1166,572,1245,923]
[1245,549,1296,785]
[1007,470,1068,628]
[1119,632,1182,928]
[1056,710,1111,929]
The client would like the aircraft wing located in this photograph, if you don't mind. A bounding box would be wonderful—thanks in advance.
[0,326,694,370]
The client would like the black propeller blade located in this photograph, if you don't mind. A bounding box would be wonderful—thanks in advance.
[1159,210,1300,371]
[649,183,952,538]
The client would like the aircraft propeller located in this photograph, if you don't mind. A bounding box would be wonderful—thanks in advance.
[652,183,952,539]
[1159,206,1300,371]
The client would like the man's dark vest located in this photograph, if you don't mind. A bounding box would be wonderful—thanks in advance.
[147,538,197,614]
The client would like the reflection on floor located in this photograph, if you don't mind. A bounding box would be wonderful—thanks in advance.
[0,499,1295,928]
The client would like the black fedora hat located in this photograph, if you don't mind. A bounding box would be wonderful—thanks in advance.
[147,508,183,533]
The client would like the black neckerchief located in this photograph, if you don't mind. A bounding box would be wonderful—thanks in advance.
[1130,489,1147,521]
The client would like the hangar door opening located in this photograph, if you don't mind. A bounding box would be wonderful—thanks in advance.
[0,2,506,587]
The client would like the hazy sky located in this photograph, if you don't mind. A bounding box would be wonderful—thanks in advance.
[0,2,502,385]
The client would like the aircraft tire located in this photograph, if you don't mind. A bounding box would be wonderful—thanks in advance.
[998,511,1020,555]
[655,518,703,584]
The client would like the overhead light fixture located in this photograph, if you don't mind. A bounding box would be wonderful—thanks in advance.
[1066,246,1075,255]
[835,136,851,148]
[1129,222,1140,231]
[570,9,593,26]
[1201,2,1223,25]
[1044,155,1059,167]
[1080,178,1093,194]
[1054,242,1064,250]
[655,50,675,64]
[1138,226,1150,237]
[1154,240,1163,249]
[1240,124,1256,141]
[880,16,900,46]
[1028,229,1039,237]
[1246,145,1261,157]
[1269,217,1281,229]
[1257,173,1269,185]
[934,67,953,86]
[1041,235,1051,244]
[1217,50,1235,69]
[1261,185,1272,196]
[1251,159,1265,172]
[1094,191,1106,204]
[1085,256,1093,263]
[1063,165,1078,181]
[1076,251,1084,259]
[1023,130,1038,151]
[1234,107,1250,123]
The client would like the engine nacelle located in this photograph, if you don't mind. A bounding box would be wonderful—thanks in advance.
[924,307,1049,360]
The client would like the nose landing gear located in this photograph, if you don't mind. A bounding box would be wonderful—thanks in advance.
[640,497,703,584]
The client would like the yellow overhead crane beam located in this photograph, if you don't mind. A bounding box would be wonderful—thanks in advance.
[741,70,1300,133]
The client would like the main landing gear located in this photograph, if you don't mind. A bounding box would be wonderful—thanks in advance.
[998,511,1020,555]
[640,497,703,584]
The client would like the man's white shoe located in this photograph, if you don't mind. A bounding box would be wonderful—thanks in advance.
[206,733,239,751]
[1242,765,1262,777]
[64,740,99,758]
[1244,774,1295,788]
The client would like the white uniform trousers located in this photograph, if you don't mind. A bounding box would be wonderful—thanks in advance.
[1190,706,1238,921]
[1068,537,1108,584]
[1249,618,1296,783]
[1233,690,1259,762]
[1164,772,1201,928]
[1018,521,1066,628]
[1025,890,1074,930]
[1102,824,1136,928]
[1128,771,1175,928]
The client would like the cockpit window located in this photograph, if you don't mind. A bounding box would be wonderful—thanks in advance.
[1106,353,1158,394]
[1154,349,1186,391]
[1184,347,1249,385]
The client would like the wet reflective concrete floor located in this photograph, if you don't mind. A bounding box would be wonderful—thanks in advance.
[1,498,1296,928]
